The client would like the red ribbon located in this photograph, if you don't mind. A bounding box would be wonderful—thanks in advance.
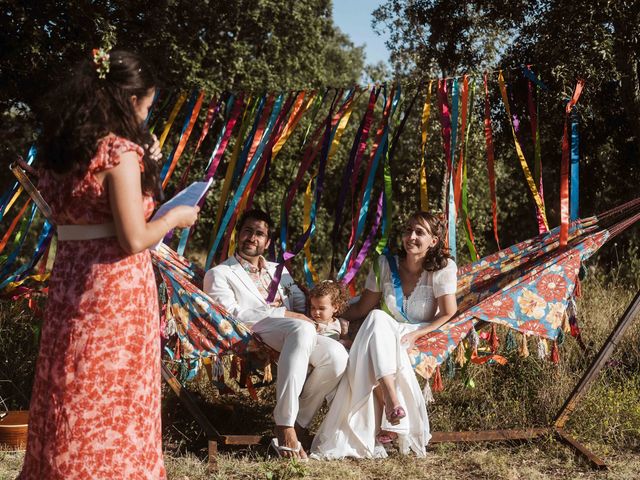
[483,73,500,250]
[454,75,469,215]
[205,95,246,181]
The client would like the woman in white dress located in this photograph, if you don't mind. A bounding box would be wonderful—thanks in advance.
[311,211,457,459]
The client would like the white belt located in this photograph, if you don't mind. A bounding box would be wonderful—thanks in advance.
[57,223,116,241]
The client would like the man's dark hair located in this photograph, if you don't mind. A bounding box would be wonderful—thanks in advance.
[236,208,274,233]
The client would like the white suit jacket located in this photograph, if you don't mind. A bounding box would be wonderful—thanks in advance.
[203,256,306,327]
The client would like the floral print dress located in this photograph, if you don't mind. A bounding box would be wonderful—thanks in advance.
[19,136,166,479]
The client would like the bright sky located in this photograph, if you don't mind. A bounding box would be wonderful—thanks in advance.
[332,0,390,66]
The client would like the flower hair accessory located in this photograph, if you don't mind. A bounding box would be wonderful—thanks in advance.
[92,48,110,79]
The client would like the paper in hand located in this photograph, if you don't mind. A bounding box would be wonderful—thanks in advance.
[151,178,212,249]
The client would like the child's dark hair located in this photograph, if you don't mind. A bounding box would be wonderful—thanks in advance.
[400,211,451,271]
[236,208,274,233]
[38,50,160,197]
[309,281,350,317]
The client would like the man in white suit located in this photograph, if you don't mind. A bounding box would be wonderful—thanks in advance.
[203,209,348,460]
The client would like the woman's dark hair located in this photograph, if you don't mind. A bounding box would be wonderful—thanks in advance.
[38,50,160,196]
[399,211,452,271]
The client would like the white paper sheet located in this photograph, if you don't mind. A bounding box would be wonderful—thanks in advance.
[151,178,212,249]
[152,178,212,222]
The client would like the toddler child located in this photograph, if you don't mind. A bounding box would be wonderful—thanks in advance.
[309,280,352,348]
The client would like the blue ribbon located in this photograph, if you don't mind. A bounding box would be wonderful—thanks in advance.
[385,253,410,322]
[522,67,548,90]
[160,90,199,184]
[570,110,580,221]
[205,94,285,270]
[448,79,459,261]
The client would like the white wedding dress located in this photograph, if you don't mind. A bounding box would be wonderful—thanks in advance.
[310,255,457,459]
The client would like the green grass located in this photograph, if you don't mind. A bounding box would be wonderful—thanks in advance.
[2,444,640,479]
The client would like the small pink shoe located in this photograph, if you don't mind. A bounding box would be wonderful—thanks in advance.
[376,430,398,444]
[386,406,406,426]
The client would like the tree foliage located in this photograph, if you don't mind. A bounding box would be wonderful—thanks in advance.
[373,0,640,267]
[1,0,639,277]
[0,0,364,159]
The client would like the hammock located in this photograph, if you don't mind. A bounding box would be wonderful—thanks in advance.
[154,197,640,390]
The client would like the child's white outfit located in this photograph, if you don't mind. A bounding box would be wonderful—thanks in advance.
[316,318,342,341]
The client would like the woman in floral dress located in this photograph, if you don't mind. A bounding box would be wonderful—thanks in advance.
[19,50,199,479]
[311,211,458,459]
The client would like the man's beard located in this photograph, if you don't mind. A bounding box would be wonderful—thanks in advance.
[239,241,264,257]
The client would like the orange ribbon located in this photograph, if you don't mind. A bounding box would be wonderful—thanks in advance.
[162,90,205,188]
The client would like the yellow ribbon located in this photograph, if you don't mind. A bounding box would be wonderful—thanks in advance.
[5,272,50,292]
[271,91,316,160]
[327,92,357,162]
[3,186,24,215]
[498,71,549,229]
[419,80,434,211]
[158,92,187,150]
[303,173,319,284]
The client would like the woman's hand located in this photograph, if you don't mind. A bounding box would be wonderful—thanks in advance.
[400,330,423,349]
[401,327,436,350]
[145,134,163,162]
[166,205,200,228]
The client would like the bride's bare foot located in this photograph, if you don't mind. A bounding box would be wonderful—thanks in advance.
[275,425,308,460]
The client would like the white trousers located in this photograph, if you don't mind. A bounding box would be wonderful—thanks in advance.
[252,317,349,427]
[311,309,430,459]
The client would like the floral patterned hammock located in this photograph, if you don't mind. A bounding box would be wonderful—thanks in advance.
[154,198,640,391]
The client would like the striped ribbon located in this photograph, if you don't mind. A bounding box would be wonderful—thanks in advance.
[560,80,585,246]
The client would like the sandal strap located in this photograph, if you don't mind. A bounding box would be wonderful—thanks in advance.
[271,439,302,453]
